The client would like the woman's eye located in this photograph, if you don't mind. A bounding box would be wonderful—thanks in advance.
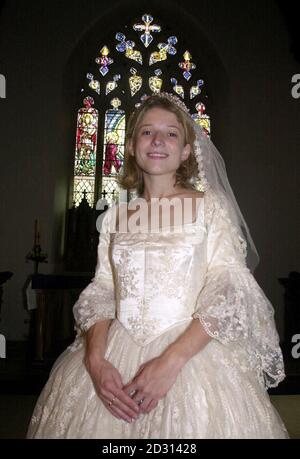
[168,132,177,137]
[142,130,151,135]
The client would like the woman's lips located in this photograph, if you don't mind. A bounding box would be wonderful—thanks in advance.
[147,153,168,159]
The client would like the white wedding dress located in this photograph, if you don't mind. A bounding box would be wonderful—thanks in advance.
[27,188,289,439]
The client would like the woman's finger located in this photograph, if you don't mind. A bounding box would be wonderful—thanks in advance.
[102,391,139,421]
[105,399,136,423]
[109,393,140,420]
[144,399,158,414]
[114,388,140,416]
[134,395,152,413]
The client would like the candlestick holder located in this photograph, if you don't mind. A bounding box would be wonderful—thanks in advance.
[26,243,48,274]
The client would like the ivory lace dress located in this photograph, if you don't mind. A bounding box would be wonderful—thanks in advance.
[27,188,289,439]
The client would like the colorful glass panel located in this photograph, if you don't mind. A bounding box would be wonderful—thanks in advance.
[95,46,114,76]
[86,73,100,95]
[179,51,196,81]
[192,103,211,136]
[106,74,121,95]
[73,97,98,207]
[129,68,142,96]
[101,107,126,206]
[149,69,162,93]
[170,78,184,98]
[133,14,161,48]
[116,33,142,65]
[149,36,177,65]
[190,80,204,99]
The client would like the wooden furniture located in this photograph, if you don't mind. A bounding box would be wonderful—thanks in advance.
[30,274,92,363]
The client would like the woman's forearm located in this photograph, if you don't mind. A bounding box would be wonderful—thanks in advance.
[160,319,212,370]
[85,319,113,359]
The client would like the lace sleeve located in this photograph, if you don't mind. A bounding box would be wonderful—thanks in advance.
[193,190,285,389]
[72,207,116,336]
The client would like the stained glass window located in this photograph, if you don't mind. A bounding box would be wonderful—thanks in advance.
[129,68,143,96]
[101,99,126,206]
[192,102,211,136]
[73,97,98,207]
[72,13,211,208]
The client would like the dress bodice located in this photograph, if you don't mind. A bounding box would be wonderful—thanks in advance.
[110,198,207,346]
[72,188,285,389]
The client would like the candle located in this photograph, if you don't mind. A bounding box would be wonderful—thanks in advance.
[34,219,37,246]
[37,219,40,244]
[34,219,40,246]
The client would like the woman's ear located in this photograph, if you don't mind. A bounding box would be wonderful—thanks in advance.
[128,139,134,157]
[181,143,191,161]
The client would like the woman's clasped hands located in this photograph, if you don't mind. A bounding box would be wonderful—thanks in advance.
[123,354,182,421]
[86,351,182,423]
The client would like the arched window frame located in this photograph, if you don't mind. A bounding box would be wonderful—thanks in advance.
[72,13,211,209]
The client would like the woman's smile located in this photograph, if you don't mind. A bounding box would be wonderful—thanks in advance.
[147,152,169,159]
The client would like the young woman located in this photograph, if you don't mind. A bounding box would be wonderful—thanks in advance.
[27,94,289,438]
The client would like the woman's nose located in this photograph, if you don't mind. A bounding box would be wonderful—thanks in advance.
[151,132,164,145]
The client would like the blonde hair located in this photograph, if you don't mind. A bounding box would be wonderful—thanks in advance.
[117,95,199,196]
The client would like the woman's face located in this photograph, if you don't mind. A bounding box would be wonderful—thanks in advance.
[130,107,191,177]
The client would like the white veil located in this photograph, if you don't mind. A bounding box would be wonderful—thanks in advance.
[193,122,260,273]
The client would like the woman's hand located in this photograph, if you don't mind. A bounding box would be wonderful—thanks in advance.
[122,319,212,416]
[123,355,183,415]
[84,351,140,423]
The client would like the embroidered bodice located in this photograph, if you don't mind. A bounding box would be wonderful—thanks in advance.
[72,188,285,389]
[110,199,207,345]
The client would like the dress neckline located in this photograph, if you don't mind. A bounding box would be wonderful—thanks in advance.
[115,194,204,233]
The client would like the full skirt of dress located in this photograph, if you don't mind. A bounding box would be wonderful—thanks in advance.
[27,319,289,439]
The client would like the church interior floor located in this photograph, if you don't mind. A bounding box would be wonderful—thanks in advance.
[0,341,299,439]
